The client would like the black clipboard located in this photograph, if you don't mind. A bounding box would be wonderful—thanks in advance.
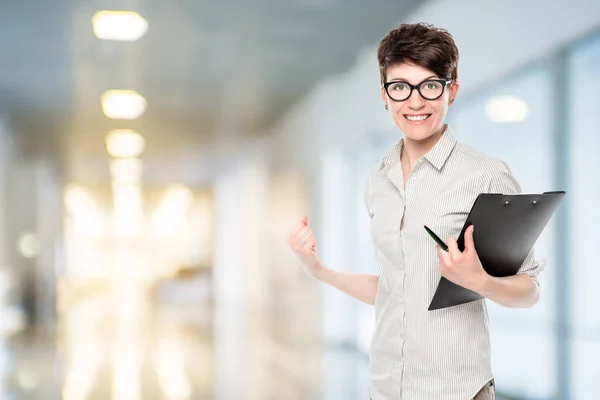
[428,191,566,311]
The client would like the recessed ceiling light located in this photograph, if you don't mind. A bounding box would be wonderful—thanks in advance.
[106,130,145,158]
[485,95,529,123]
[92,10,148,41]
[101,90,147,119]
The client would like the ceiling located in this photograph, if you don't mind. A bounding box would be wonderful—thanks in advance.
[0,0,422,187]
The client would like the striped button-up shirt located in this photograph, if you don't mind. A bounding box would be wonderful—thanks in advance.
[364,126,545,400]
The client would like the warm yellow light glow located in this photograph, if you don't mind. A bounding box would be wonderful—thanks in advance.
[151,185,194,238]
[110,156,144,238]
[112,346,141,400]
[155,185,193,213]
[112,183,143,210]
[110,158,143,183]
[101,90,147,119]
[62,303,103,400]
[154,338,192,400]
[76,214,106,239]
[106,130,145,158]
[112,183,144,238]
[92,10,148,42]
[64,184,97,215]
[64,184,107,238]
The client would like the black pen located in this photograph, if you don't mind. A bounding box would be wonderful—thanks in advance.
[423,225,449,252]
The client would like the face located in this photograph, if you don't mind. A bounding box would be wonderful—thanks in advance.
[381,63,459,142]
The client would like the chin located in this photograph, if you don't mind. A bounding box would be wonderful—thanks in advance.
[398,122,439,141]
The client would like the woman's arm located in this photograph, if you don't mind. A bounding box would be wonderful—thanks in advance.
[475,273,539,308]
[438,225,540,308]
[287,216,379,306]
[315,266,380,306]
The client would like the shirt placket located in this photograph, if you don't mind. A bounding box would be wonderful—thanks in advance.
[396,158,423,398]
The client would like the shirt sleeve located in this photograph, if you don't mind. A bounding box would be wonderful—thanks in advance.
[482,158,546,286]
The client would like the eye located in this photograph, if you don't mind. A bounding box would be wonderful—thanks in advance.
[390,82,408,91]
[422,81,442,91]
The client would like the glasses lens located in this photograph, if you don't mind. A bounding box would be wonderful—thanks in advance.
[387,82,411,101]
[419,80,444,100]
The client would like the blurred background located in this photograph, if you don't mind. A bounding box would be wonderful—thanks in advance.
[0,0,598,399]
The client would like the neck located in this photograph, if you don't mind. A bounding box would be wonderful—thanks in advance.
[402,125,447,168]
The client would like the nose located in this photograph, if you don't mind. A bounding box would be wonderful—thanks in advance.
[407,89,426,110]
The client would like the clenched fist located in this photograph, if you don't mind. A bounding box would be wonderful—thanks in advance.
[287,216,323,278]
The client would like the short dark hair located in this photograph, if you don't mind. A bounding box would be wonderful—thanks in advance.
[377,22,459,84]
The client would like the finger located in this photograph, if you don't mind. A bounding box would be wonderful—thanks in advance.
[295,227,311,245]
[302,215,308,226]
[288,223,303,243]
[289,221,304,238]
[446,237,460,257]
[463,225,475,252]
[436,245,451,266]
[289,228,305,248]
[300,230,314,244]
[304,236,316,250]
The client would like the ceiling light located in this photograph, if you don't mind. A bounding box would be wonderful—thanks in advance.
[92,10,148,42]
[101,90,147,119]
[485,95,529,123]
[106,130,145,158]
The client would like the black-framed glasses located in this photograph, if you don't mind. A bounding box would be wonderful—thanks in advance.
[383,79,452,102]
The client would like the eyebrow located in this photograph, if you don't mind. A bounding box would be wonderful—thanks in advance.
[388,75,438,82]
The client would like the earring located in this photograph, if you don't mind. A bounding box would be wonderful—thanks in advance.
[449,98,455,105]
[385,104,389,110]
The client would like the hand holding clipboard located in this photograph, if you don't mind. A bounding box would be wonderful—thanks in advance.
[425,191,566,310]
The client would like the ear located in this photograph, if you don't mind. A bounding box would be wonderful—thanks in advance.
[381,85,389,109]
[449,80,460,104]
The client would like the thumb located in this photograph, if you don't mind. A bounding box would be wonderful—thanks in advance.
[302,215,308,226]
[464,225,475,252]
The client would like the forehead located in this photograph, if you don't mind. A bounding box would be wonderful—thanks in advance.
[386,63,438,82]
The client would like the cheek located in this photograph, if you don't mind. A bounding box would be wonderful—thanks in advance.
[436,105,448,119]
[391,102,411,115]
[390,105,407,123]
[431,100,448,119]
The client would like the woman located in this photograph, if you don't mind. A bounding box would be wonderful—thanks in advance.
[287,23,544,400]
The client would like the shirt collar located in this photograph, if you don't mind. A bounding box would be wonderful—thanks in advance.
[378,125,457,172]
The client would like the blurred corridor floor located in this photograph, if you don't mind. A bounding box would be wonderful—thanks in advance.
[0,288,371,400]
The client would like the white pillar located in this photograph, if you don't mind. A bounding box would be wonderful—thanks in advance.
[212,155,270,400]
[0,117,14,268]
[319,152,357,345]
[34,158,63,325]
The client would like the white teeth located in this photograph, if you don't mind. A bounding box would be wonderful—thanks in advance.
[405,115,430,122]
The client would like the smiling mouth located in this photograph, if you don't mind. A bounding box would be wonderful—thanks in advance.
[404,114,432,122]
